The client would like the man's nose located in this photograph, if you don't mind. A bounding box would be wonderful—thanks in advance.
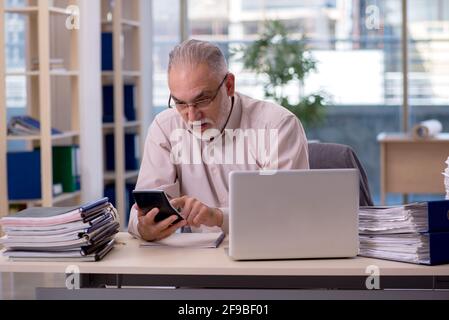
[187,106,202,122]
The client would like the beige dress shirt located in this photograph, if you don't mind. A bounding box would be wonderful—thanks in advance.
[128,92,309,237]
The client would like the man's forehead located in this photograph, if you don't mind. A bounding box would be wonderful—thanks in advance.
[169,64,220,99]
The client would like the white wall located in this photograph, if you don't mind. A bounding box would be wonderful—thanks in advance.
[79,0,103,202]
[140,0,153,136]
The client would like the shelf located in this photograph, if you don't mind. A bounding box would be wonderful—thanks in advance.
[4,7,38,14]
[50,70,79,77]
[8,191,81,206]
[5,71,39,76]
[121,19,140,28]
[7,131,80,141]
[5,70,79,77]
[4,6,75,15]
[53,191,82,204]
[102,121,141,131]
[101,19,141,28]
[104,170,139,182]
[102,71,141,78]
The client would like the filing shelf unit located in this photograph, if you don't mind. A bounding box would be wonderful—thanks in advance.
[101,0,144,228]
[0,0,82,217]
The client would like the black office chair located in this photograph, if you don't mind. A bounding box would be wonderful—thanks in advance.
[308,142,374,207]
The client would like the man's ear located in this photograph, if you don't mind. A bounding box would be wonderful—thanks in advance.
[226,73,235,97]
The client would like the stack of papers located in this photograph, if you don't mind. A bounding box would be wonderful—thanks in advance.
[7,115,62,136]
[31,58,65,71]
[443,157,449,200]
[358,202,440,264]
[359,204,428,234]
[140,232,225,249]
[0,198,120,262]
[359,233,430,265]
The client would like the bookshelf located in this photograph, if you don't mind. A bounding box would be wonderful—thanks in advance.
[0,0,82,217]
[101,0,144,228]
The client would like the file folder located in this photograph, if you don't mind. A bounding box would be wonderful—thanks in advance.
[105,133,138,171]
[102,84,136,123]
[427,231,449,265]
[7,151,41,200]
[101,32,113,71]
[427,200,449,232]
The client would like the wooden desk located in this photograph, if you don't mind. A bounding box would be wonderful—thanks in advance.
[1,233,449,299]
[378,133,449,204]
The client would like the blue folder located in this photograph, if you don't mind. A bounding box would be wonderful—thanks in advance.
[101,32,113,71]
[7,151,41,200]
[105,133,138,171]
[102,84,136,123]
[426,200,449,232]
[424,232,449,265]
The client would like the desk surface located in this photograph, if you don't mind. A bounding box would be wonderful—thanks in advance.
[1,233,449,276]
[377,132,449,142]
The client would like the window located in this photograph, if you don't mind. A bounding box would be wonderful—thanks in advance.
[408,0,449,134]
[5,0,27,150]
[152,0,181,115]
[150,0,448,204]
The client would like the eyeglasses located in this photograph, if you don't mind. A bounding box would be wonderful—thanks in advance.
[168,73,228,111]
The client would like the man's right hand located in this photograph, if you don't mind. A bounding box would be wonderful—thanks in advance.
[135,204,187,241]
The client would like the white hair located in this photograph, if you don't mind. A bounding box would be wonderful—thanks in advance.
[168,39,228,77]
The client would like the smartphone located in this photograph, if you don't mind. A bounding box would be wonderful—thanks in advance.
[132,190,184,224]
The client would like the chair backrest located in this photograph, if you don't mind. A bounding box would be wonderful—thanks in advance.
[308,142,374,206]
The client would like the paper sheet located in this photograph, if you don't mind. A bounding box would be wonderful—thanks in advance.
[140,232,225,248]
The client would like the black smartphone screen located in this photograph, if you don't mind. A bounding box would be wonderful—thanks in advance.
[132,190,184,224]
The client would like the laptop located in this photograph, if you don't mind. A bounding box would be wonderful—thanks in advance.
[228,169,359,260]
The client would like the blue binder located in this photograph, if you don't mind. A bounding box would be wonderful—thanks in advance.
[105,133,138,171]
[101,32,113,71]
[426,200,449,232]
[124,85,136,121]
[102,84,136,123]
[424,232,449,265]
[7,151,41,200]
[102,85,114,123]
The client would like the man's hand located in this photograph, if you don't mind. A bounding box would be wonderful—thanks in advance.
[170,196,223,228]
[135,204,186,241]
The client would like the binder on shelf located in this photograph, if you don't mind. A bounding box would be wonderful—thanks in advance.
[101,32,113,71]
[7,150,67,200]
[105,133,139,171]
[103,183,135,226]
[102,84,136,123]
[8,115,62,136]
[52,146,81,193]
[7,151,41,200]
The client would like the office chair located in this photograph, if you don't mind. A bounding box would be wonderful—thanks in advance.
[308,142,374,206]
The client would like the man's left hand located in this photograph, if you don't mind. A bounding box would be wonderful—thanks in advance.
[170,196,223,228]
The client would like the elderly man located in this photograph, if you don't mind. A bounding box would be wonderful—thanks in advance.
[128,39,309,241]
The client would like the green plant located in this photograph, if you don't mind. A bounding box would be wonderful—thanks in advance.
[235,20,328,128]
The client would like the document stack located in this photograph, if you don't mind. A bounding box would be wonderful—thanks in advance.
[443,157,449,200]
[0,198,119,262]
[7,115,62,136]
[359,200,449,265]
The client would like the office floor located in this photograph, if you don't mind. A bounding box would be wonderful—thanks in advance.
[0,272,65,300]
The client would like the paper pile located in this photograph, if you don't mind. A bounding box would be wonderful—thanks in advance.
[0,198,119,262]
[358,201,449,265]
[444,157,449,200]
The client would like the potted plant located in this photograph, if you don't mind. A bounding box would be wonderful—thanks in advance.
[234,20,329,128]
